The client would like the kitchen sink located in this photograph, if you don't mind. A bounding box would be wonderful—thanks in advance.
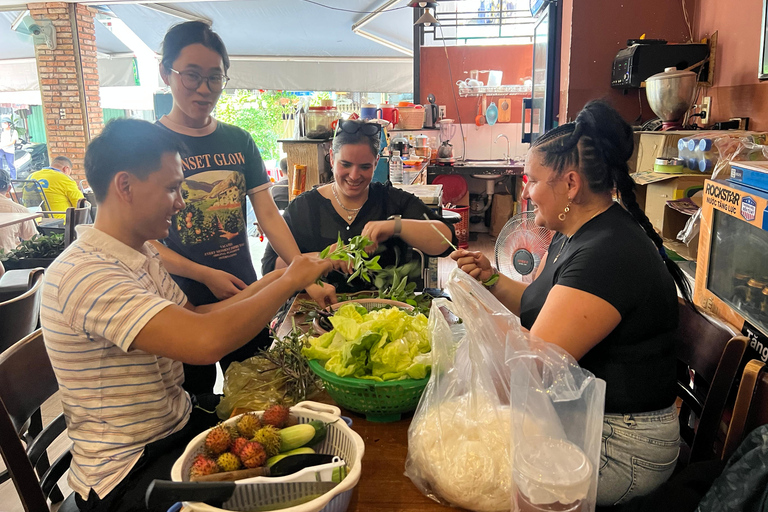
[454,159,513,167]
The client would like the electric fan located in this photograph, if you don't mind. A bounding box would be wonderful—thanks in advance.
[495,211,553,283]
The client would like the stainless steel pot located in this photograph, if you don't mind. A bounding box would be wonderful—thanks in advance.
[646,67,697,123]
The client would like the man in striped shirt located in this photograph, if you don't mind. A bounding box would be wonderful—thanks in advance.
[41,119,332,512]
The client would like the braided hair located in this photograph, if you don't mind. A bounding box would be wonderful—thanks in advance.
[532,100,693,305]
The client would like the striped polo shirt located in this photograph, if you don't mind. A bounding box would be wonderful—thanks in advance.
[41,226,192,500]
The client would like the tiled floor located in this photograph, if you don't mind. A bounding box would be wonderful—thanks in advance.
[0,232,497,509]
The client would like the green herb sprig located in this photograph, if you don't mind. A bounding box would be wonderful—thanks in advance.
[317,234,382,284]
[262,318,322,404]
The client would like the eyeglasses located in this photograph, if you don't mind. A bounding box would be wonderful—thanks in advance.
[334,120,382,138]
[170,68,229,92]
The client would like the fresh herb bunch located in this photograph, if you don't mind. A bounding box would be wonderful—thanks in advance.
[0,234,65,262]
[262,319,323,404]
[317,234,382,284]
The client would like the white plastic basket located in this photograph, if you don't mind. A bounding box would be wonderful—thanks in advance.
[170,401,365,512]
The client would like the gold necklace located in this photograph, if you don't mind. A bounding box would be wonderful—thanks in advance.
[331,184,364,221]
[553,235,571,263]
[553,203,611,263]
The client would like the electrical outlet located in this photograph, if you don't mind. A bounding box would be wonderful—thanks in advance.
[701,96,712,125]
[438,105,446,119]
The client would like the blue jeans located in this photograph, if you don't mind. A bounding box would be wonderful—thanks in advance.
[597,404,680,506]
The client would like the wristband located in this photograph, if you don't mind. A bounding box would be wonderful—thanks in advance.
[482,272,500,288]
[388,214,402,237]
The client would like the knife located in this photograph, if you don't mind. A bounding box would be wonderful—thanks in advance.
[190,454,338,482]
[146,479,338,511]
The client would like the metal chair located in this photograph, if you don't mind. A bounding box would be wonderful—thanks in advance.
[675,301,749,466]
[0,329,77,511]
[9,179,56,217]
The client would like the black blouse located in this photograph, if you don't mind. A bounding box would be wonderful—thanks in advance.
[262,182,457,292]
[520,203,679,414]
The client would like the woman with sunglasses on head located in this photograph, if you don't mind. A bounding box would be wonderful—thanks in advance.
[262,119,457,293]
[151,21,336,396]
[452,100,693,506]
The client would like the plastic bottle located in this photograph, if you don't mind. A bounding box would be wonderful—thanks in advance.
[678,139,692,169]
[389,150,403,184]
[696,138,717,173]
[686,138,701,170]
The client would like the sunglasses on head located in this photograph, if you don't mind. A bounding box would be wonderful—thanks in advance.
[334,120,382,138]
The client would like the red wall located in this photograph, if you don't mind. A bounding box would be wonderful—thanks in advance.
[694,0,768,129]
[558,0,694,124]
[419,45,533,124]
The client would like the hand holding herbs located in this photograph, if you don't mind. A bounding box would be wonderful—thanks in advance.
[316,234,382,285]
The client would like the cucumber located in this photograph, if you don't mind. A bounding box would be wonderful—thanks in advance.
[266,447,315,467]
[279,423,317,452]
[307,420,327,447]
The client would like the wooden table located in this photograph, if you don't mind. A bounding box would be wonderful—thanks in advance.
[276,295,467,512]
[0,211,41,228]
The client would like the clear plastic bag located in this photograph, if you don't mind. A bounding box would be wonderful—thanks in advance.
[405,269,605,512]
[215,356,316,420]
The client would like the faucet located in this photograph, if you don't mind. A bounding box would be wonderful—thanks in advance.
[495,133,511,163]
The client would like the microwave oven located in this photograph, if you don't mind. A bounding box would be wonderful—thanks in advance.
[694,179,768,363]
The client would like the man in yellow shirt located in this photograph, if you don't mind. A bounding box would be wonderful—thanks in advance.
[27,156,84,219]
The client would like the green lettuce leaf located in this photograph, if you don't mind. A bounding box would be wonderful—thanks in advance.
[303,303,431,381]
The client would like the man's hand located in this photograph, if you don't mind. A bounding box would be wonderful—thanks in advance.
[361,220,395,254]
[306,282,338,307]
[283,254,334,293]
[450,249,494,282]
[202,268,247,299]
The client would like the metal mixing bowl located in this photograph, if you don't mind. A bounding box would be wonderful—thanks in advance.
[646,67,697,122]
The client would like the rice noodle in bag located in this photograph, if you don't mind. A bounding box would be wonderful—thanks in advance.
[405,269,605,512]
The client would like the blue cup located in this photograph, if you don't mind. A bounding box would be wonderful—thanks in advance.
[360,104,378,120]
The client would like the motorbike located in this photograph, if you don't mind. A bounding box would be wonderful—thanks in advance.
[1,140,49,179]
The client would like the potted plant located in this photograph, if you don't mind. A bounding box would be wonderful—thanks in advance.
[0,233,64,269]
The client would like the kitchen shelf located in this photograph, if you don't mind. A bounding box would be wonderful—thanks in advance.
[458,84,532,97]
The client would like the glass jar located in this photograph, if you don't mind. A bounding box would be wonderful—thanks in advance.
[305,107,337,139]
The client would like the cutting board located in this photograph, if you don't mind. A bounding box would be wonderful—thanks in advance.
[498,98,512,123]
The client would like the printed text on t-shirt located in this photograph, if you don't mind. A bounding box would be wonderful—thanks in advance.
[181,152,246,171]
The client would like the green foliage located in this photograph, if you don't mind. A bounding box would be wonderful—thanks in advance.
[319,234,382,284]
[214,90,297,161]
[0,233,64,262]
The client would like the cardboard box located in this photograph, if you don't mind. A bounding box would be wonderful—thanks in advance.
[632,171,708,233]
[490,194,515,237]
[661,205,699,260]
[630,130,699,174]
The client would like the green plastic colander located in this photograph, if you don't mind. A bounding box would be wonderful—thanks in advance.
[308,359,429,423]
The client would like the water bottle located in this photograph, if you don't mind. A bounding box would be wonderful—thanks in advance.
[686,138,701,170]
[678,139,691,169]
[696,138,716,173]
[389,150,403,184]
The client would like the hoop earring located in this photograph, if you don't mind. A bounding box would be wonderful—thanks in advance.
[558,200,572,221]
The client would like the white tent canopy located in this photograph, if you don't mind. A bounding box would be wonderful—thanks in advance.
[0,1,415,97]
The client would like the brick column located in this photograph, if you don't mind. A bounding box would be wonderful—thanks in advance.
[29,2,103,181]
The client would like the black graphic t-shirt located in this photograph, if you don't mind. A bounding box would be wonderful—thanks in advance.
[158,117,271,305]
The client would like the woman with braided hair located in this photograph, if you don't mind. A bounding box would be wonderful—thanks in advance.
[452,100,691,505]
